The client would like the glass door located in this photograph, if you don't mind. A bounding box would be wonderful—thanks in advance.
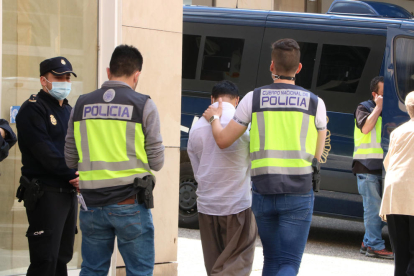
[0,1,98,274]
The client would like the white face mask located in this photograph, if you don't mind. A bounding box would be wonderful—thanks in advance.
[43,78,71,100]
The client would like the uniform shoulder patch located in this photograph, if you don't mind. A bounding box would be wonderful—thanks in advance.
[28,94,37,102]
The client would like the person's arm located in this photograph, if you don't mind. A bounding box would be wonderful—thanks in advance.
[16,103,77,181]
[187,137,200,175]
[0,119,17,148]
[142,99,165,171]
[314,98,328,161]
[65,108,79,169]
[361,95,382,134]
[0,134,9,162]
[202,97,249,149]
[315,130,327,161]
[383,131,396,172]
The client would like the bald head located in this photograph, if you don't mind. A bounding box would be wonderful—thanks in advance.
[406,92,414,119]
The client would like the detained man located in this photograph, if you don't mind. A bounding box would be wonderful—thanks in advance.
[188,80,257,276]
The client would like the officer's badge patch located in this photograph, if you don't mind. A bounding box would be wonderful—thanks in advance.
[61,59,66,65]
[103,89,116,102]
[50,115,57,125]
[28,94,37,102]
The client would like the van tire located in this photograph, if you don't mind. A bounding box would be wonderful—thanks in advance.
[179,162,199,229]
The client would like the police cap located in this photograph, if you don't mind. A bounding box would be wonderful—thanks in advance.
[39,56,77,77]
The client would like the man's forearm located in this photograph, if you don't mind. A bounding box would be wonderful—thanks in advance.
[315,130,327,161]
[361,107,381,134]
[210,119,227,148]
[64,109,79,169]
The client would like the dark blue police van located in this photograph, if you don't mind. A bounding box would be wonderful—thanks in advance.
[179,0,414,228]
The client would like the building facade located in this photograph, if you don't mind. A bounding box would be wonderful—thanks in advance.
[0,1,181,275]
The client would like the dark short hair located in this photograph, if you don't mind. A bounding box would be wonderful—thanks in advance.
[109,45,143,77]
[211,80,239,100]
[370,76,384,93]
[271,39,300,75]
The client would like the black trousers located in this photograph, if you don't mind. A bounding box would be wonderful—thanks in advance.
[387,215,414,276]
[26,190,78,276]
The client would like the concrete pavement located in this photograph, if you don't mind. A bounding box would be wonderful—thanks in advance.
[177,216,394,276]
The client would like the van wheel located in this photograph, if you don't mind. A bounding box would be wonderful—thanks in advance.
[179,162,199,229]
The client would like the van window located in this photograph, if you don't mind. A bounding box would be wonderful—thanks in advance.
[317,44,370,93]
[395,37,414,101]
[297,42,317,89]
[182,34,201,79]
[200,36,244,82]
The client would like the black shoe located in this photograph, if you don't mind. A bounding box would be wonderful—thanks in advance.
[366,247,394,259]
[360,242,368,254]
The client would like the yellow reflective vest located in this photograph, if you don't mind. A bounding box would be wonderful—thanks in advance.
[353,101,383,170]
[250,83,319,194]
[73,86,152,200]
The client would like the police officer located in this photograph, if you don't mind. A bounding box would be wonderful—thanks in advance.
[353,76,394,259]
[203,38,327,275]
[65,45,164,276]
[16,57,79,276]
[0,119,17,162]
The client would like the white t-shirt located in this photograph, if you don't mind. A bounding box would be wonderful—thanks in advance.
[233,90,327,130]
[187,102,251,216]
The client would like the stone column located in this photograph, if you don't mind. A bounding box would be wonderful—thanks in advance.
[117,1,182,275]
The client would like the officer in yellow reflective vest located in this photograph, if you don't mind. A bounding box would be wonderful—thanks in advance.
[65,45,165,275]
[352,76,393,259]
[203,38,327,275]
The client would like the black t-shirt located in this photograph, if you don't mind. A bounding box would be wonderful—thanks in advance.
[352,102,382,175]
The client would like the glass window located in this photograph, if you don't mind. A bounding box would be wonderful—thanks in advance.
[296,42,317,89]
[395,37,414,101]
[182,35,201,79]
[200,37,244,82]
[317,44,370,93]
[0,1,98,274]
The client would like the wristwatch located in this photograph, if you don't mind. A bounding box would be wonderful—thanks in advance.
[209,115,219,124]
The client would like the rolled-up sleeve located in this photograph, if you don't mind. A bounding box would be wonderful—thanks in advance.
[64,108,79,169]
[142,99,165,171]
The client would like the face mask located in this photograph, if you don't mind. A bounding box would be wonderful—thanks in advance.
[43,78,71,100]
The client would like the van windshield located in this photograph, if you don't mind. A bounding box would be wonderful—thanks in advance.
[395,37,414,102]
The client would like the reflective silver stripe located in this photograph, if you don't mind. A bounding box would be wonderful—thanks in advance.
[353,153,383,159]
[250,150,313,162]
[78,159,151,172]
[300,114,309,151]
[354,143,382,151]
[80,172,153,189]
[80,121,90,161]
[256,112,266,150]
[251,166,312,176]
[126,122,136,156]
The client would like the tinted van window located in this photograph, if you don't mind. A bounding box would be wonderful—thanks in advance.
[297,42,317,89]
[182,34,201,79]
[317,44,370,93]
[395,37,414,101]
[200,36,244,82]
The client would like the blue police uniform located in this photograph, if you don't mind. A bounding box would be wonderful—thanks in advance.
[16,57,78,276]
[0,119,17,162]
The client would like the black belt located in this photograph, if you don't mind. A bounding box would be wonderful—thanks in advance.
[41,185,76,194]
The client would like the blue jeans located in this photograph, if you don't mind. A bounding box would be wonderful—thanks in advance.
[79,201,154,276]
[252,188,313,276]
[357,173,386,251]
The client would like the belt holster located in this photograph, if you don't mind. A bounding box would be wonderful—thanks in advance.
[18,176,44,211]
[133,176,155,209]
